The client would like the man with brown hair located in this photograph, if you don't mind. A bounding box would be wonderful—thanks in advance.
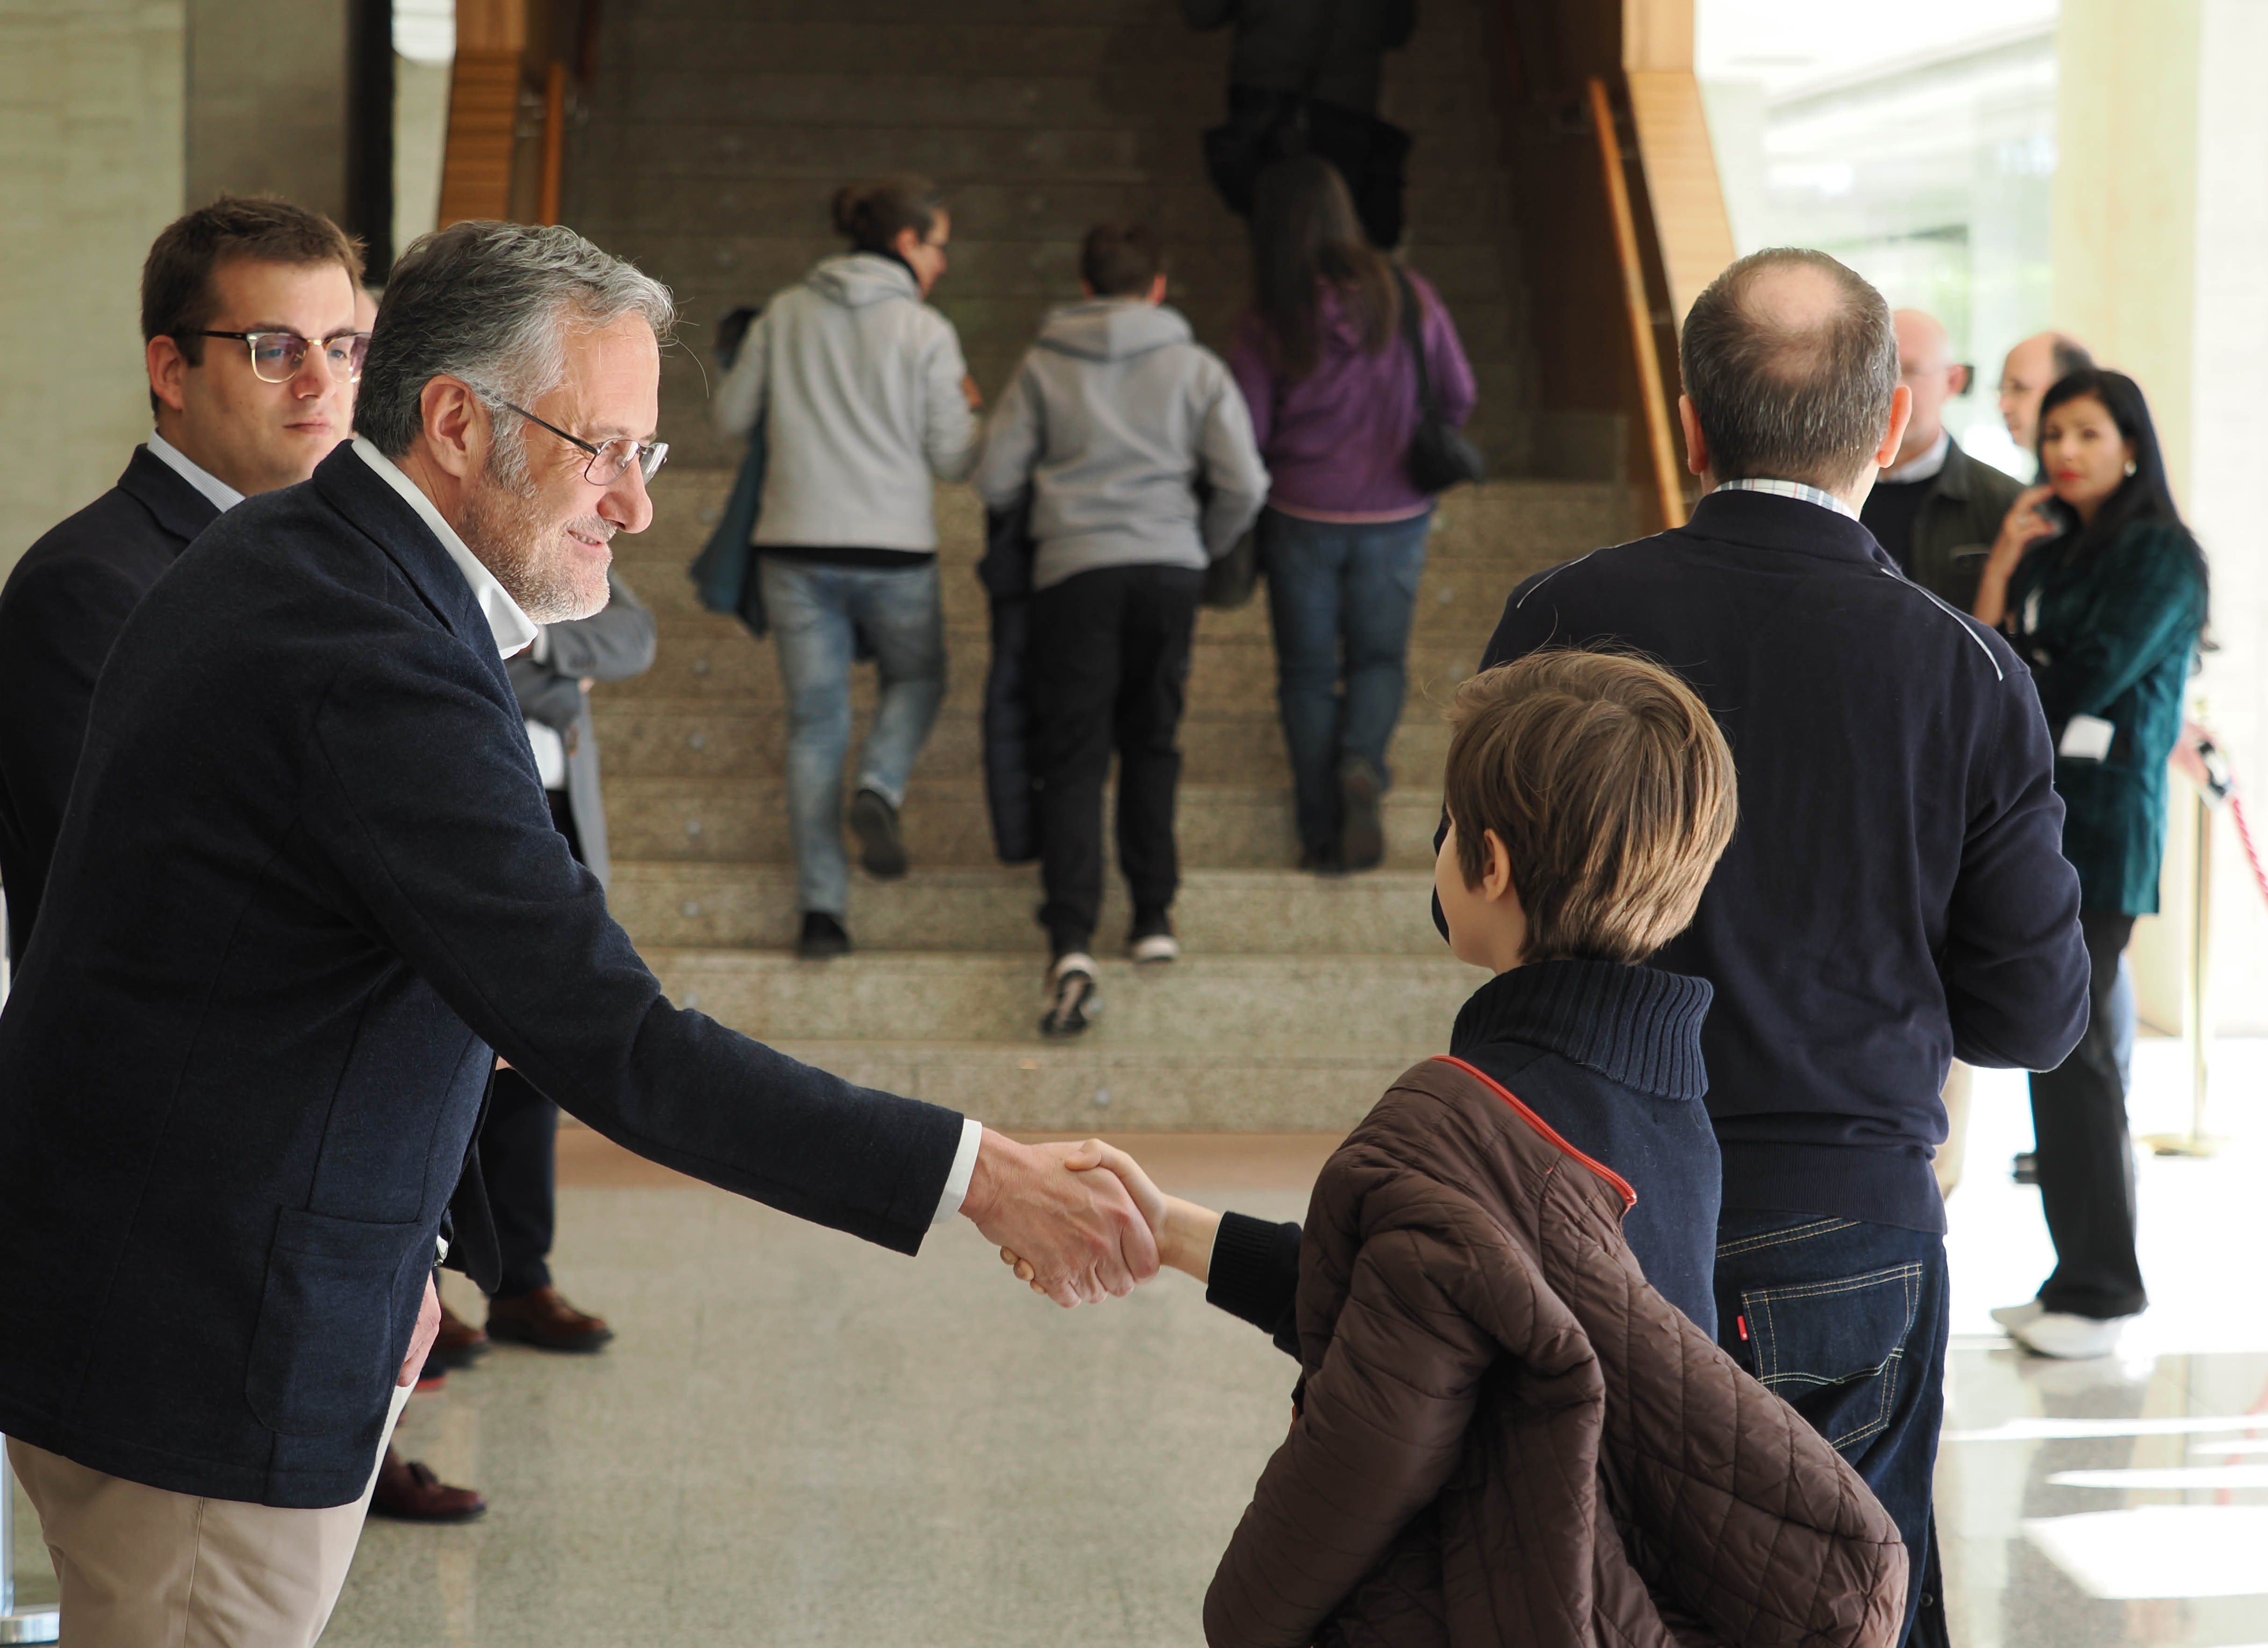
[1466,247,2092,1648]
[0,194,364,960]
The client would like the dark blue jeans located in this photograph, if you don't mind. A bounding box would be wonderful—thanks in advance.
[1713,1212,1950,1648]
[1258,508,1429,857]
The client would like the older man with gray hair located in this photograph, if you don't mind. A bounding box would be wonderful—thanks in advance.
[1463,247,2091,1648]
[0,221,1152,1645]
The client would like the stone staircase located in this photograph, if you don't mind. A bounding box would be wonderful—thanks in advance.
[566,0,1644,1130]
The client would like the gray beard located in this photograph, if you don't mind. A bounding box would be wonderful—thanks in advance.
[459,438,609,623]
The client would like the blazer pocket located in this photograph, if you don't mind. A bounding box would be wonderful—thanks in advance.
[245,1207,425,1437]
[1735,1261,1924,1454]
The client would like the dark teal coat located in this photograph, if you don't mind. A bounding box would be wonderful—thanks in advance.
[2005,520,2205,915]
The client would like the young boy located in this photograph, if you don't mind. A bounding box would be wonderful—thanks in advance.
[972,223,1268,1037]
[1012,651,1908,1647]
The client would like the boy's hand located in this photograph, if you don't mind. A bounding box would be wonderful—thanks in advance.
[962,1128,1156,1306]
[996,1139,1222,1288]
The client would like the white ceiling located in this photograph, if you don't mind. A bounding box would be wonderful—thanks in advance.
[1695,0,2058,96]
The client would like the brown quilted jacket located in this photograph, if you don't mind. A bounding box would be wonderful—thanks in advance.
[1205,1057,1907,1648]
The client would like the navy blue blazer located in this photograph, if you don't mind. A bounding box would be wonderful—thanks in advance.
[1476,489,2089,1235]
[0,447,219,959]
[0,444,964,1508]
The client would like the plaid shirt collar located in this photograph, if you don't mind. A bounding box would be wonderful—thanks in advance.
[1714,477,1861,522]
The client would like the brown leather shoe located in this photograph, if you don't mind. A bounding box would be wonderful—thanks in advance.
[429,1301,490,1369]
[486,1285,615,1353]
[369,1447,487,1523]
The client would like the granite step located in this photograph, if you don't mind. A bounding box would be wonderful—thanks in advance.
[589,700,1453,790]
[604,776,1447,869]
[650,947,1471,1053]
[724,1038,1436,1133]
[612,862,1447,955]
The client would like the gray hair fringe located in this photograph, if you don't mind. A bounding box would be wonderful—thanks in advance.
[356,221,675,457]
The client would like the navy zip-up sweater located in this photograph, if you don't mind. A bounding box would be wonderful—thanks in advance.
[1208,957,1723,1344]
[1474,489,2090,1234]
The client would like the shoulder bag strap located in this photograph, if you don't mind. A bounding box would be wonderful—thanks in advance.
[1393,266,1439,421]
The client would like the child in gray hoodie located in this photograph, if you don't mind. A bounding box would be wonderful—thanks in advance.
[974,224,1269,1036]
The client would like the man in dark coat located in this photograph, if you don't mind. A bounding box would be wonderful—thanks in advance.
[1858,308,2024,612]
[0,198,363,963]
[1184,0,1416,248]
[1467,250,2090,1648]
[0,219,1152,1644]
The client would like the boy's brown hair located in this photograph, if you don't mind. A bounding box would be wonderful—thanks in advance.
[1443,649,1736,964]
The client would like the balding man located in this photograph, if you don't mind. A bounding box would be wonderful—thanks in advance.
[1998,328,2094,461]
[1859,309,2023,611]
[1463,249,2090,1648]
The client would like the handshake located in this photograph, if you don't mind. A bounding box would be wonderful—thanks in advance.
[960,1130,1220,1306]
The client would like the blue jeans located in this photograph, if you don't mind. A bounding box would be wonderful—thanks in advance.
[1259,508,1429,856]
[1713,1212,1950,1648]
[759,556,947,917]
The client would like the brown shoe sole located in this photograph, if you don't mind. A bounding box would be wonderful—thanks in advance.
[485,1317,616,1354]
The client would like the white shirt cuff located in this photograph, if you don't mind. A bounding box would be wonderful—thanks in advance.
[933,1116,984,1225]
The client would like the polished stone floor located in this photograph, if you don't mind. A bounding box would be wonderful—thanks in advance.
[8,1051,2267,1645]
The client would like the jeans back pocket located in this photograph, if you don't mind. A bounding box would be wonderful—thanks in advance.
[1736,1262,1924,1454]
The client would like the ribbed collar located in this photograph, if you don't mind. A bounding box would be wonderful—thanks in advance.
[1449,958,1712,1101]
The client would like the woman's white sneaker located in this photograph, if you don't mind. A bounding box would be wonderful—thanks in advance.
[2013,1310,2133,1360]
[1040,953,1102,1038]
[1990,1299,2046,1333]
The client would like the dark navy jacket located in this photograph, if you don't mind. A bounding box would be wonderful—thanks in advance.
[0,448,219,959]
[1207,958,1724,1344]
[1479,489,2090,1234]
[0,444,963,1508]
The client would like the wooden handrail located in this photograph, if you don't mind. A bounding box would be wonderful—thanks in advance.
[1587,75,1686,530]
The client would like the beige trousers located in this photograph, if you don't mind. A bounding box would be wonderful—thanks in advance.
[7,1381,409,1648]
[1935,1059,1974,1200]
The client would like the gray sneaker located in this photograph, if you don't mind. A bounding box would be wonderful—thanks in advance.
[849,788,908,879]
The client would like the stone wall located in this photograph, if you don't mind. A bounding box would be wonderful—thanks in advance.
[0,2,188,580]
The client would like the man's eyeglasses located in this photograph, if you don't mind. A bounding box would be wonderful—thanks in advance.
[190,331,370,384]
[499,402,669,486]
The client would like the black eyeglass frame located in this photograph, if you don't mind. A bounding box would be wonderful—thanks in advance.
[498,400,669,486]
[188,329,371,384]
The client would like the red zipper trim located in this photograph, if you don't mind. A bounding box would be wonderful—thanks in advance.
[1432,1054,1639,1211]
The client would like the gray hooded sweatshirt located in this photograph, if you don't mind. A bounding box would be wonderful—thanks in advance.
[974,299,1269,591]
[713,253,977,553]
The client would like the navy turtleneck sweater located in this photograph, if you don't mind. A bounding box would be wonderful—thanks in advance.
[1207,957,1723,1347]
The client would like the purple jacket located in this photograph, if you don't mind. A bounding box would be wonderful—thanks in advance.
[1229,269,1477,518]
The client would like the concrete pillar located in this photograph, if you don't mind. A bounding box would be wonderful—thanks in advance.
[0,2,187,581]
[2055,0,2268,1034]
[183,0,349,223]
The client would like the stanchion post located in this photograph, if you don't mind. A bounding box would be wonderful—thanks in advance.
[2148,784,2225,1158]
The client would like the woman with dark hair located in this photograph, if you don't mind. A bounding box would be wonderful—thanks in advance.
[1974,367,2208,1360]
[715,176,981,957]
[1230,155,1475,873]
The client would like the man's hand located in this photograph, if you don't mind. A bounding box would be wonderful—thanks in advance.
[998,1139,1223,1286]
[960,1127,1157,1307]
[398,1272,442,1388]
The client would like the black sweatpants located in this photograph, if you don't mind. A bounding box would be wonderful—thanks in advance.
[1029,563,1201,956]
[477,789,579,1298]
[2030,909,2147,1319]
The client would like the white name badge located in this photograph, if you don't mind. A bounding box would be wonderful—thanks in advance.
[2059,714,2116,762]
